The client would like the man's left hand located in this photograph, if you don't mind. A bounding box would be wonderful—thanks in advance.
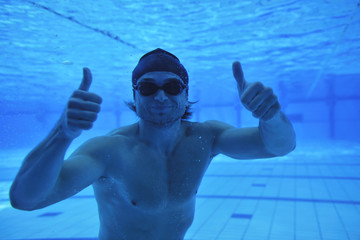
[232,61,281,121]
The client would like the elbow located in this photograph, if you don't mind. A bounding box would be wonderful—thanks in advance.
[275,131,297,156]
[259,121,296,157]
[9,186,36,211]
[287,135,297,154]
[267,139,296,157]
[9,196,36,211]
[275,143,296,156]
[10,200,33,211]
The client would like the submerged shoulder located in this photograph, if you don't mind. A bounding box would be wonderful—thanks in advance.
[74,135,123,154]
[182,120,234,136]
[76,124,138,154]
[203,120,235,129]
[106,123,138,137]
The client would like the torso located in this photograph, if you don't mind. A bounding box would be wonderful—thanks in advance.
[91,121,216,240]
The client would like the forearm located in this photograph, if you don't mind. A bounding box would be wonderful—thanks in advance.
[259,111,296,156]
[9,121,73,210]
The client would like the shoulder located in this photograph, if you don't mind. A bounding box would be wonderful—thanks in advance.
[74,124,138,156]
[105,123,138,137]
[72,136,120,157]
[202,120,235,130]
[197,120,234,134]
[69,134,132,172]
[182,120,234,138]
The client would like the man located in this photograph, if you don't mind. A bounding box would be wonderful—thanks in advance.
[9,48,296,240]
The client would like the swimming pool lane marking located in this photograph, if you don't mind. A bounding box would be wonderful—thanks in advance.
[25,1,145,52]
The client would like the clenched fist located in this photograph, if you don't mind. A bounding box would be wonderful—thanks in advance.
[60,67,102,138]
[232,61,280,121]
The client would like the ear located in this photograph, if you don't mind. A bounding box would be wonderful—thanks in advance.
[132,89,136,101]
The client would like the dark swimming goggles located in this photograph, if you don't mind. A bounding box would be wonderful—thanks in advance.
[133,81,187,96]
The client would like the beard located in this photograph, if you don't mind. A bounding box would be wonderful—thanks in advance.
[136,104,185,127]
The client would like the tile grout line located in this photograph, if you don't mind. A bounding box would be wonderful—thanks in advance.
[321,161,351,240]
[307,161,324,240]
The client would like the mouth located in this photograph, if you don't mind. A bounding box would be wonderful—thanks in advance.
[151,105,172,111]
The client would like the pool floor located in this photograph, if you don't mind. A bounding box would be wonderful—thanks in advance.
[0,141,359,240]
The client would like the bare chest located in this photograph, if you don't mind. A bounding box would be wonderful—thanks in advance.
[99,135,213,210]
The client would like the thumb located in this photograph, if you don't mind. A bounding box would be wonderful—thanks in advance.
[78,67,92,91]
[232,61,247,93]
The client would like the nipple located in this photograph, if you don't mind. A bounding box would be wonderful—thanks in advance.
[131,200,137,206]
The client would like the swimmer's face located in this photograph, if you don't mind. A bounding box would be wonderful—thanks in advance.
[133,71,188,125]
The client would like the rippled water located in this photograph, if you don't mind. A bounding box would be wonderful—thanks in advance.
[1,2,360,238]
[0,0,359,112]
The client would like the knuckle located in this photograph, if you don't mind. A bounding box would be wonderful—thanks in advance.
[90,113,98,121]
[271,95,278,104]
[71,90,81,97]
[84,122,93,130]
[254,82,264,89]
[240,96,248,106]
[252,111,260,118]
[68,108,78,115]
[91,103,100,113]
[248,101,257,111]
[264,87,273,94]
[275,102,281,109]
[68,99,79,108]
[66,109,73,118]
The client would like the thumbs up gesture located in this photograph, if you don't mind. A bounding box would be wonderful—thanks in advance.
[61,68,102,139]
[232,61,280,121]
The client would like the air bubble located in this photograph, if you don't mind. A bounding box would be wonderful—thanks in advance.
[62,60,73,65]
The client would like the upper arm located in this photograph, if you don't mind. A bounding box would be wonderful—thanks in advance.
[206,120,277,160]
[33,137,108,209]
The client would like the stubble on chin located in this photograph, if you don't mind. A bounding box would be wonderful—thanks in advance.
[137,107,184,127]
[146,113,181,127]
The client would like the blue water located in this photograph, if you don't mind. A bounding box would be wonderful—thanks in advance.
[1,0,360,239]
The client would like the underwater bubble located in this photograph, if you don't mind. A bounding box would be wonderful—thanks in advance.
[62,60,73,65]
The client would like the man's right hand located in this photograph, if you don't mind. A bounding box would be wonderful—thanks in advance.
[60,67,102,139]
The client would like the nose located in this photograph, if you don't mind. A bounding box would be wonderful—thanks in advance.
[154,89,168,102]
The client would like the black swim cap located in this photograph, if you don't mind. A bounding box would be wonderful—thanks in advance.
[132,48,188,85]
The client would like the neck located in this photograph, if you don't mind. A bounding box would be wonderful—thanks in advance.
[138,119,182,154]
